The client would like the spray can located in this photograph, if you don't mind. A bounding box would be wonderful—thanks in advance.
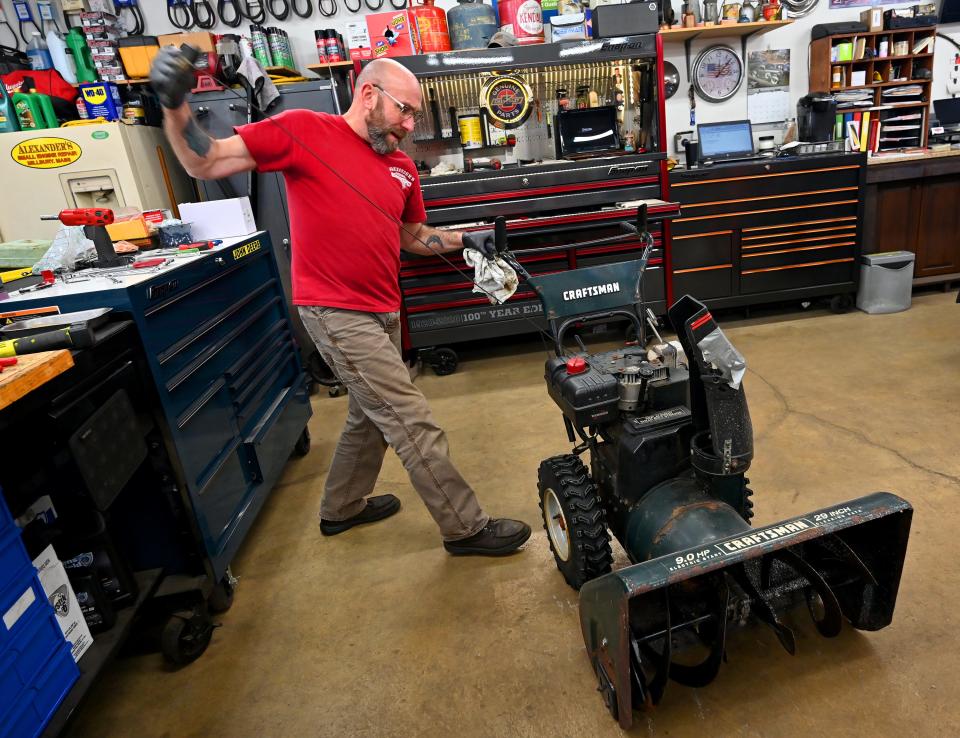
[325,30,341,62]
[281,30,296,69]
[498,0,544,45]
[315,30,328,63]
[250,25,273,68]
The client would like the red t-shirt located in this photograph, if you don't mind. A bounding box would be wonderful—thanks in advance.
[235,110,426,312]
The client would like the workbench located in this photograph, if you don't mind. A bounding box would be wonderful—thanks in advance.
[0,232,311,582]
[862,148,960,286]
[0,350,73,411]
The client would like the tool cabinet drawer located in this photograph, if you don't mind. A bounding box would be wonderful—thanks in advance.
[671,232,733,269]
[673,266,734,300]
[232,347,299,436]
[158,291,286,415]
[173,379,240,491]
[242,381,311,485]
[191,438,249,546]
[740,244,854,272]
[669,164,862,204]
[672,199,858,237]
[739,259,855,294]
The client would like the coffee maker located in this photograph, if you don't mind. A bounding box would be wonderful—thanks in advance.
[797,92,838,142]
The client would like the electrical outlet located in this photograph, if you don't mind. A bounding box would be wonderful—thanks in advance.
[948,53,960,95]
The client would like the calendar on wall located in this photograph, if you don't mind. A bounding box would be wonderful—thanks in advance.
[747,49,791,124]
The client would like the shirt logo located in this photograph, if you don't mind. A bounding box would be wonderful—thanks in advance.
[390,166,414,190]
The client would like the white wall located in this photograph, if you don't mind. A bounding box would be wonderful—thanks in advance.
[3,0,957,146]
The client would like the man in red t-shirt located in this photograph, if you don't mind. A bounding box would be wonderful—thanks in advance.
[150,50,530,555]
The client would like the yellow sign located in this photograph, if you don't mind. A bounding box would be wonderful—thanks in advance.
[232,240,262,261]
[81,85,108,105]
[11,137,82,169]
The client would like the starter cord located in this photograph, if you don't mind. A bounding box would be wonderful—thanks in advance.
[364,0,384,9]
[241,0,267,23]
[168,1,194,30]
[317,0,337,17]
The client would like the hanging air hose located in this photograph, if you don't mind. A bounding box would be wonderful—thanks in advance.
[218,0,243,26]
[168,0,194,30]
[241,0,267,23]
[317,0,337,16]
[12,1,43,44]
[266,0,291,20]
[192,0,217,28]
[291,0,313,18]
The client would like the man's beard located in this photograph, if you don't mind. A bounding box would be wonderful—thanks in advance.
[366,100,405,154]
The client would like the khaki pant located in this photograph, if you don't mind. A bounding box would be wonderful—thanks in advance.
[298,306,489,541]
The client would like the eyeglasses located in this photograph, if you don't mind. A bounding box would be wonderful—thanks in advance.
[373,84,425,124]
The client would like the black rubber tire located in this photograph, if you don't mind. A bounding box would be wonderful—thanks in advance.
[293,428,311,457]
[161,610,213,667]
[538,454,613,590]
[208,578,235,614]
[430,347,458,376]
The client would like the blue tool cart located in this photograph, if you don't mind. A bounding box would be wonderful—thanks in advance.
[0,232,312,732]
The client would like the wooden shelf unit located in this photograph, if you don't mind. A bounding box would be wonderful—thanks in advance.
[810,27,937,151]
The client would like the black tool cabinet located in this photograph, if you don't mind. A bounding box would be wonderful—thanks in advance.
[667,153,866,311]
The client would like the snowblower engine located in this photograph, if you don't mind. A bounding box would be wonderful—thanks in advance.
[494,206,914,728]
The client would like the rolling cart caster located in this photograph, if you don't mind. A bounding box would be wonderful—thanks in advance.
[328,384,347,398]
[208,572,236,614]
[424,347,458,376]
[161,606,215,667]
[829,294,854,314]
[293,427,311,457]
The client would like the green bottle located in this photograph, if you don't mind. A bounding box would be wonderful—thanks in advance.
[0,83,19,133]
[13,91,57,130]
[65,28,97,84]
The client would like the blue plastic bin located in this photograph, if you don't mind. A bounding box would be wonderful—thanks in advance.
[0,528,32,596]
[0,644,79,738]
[0,607,65,713]
[0,490,12,532]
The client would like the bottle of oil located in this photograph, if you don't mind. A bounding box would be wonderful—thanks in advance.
[0,82,20,132]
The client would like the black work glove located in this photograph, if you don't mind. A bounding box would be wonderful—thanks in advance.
[149,46,197,109]
[463,229,497,259]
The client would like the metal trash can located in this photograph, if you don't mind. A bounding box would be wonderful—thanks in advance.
[856,251,915,314]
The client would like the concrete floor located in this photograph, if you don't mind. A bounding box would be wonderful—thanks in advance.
[68,291,959,738]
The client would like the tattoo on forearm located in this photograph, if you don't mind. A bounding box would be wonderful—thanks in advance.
[183,118,212,158]
[424,234,443,252]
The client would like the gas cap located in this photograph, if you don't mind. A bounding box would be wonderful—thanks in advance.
[566,357,588,374]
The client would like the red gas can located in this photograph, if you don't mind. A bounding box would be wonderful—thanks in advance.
[410,0,452,53]
[497,0,544,46]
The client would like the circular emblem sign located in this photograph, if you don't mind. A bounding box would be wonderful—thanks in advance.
[482,75,532,130]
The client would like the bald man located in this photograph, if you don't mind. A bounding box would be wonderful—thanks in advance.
[150,51,531,556]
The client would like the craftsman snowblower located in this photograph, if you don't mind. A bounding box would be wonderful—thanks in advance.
[491,206,912,728]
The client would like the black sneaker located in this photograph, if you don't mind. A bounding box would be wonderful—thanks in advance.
[443,518,531,556]
[320,495,401,536]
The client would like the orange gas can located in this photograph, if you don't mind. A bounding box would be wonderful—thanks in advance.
[410,0,452,53]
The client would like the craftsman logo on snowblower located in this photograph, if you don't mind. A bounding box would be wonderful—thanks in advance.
[562,282,621,301]
[716,518,815,555]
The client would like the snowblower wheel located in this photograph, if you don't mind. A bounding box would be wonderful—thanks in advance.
[538,455,613,590]
[429,347,458,376]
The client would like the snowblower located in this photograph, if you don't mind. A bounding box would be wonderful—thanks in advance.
[491,206,912,728]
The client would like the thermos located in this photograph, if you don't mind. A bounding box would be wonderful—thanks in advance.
[447,0,498,51]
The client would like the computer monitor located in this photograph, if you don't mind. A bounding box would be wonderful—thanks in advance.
[697,120,755,161]
[933,98,960,127]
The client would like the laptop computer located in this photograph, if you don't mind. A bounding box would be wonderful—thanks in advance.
[696,120,758,163]
[933,98,960,130]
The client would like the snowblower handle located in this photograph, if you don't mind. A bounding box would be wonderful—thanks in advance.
[494,216,507,255]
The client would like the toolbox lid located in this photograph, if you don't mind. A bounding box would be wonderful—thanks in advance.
[118,35,159,48]
[861,250,915,267]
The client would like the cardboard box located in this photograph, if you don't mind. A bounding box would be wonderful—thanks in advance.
[178,197,258,240]
[34,546,94,664]
[157,32,217,53]
[861,7,883,31]
[347,11,420,61]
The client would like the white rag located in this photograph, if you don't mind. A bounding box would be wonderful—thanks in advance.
[463,248,519,304]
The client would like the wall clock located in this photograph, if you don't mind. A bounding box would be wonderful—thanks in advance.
[692,45,744,103]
